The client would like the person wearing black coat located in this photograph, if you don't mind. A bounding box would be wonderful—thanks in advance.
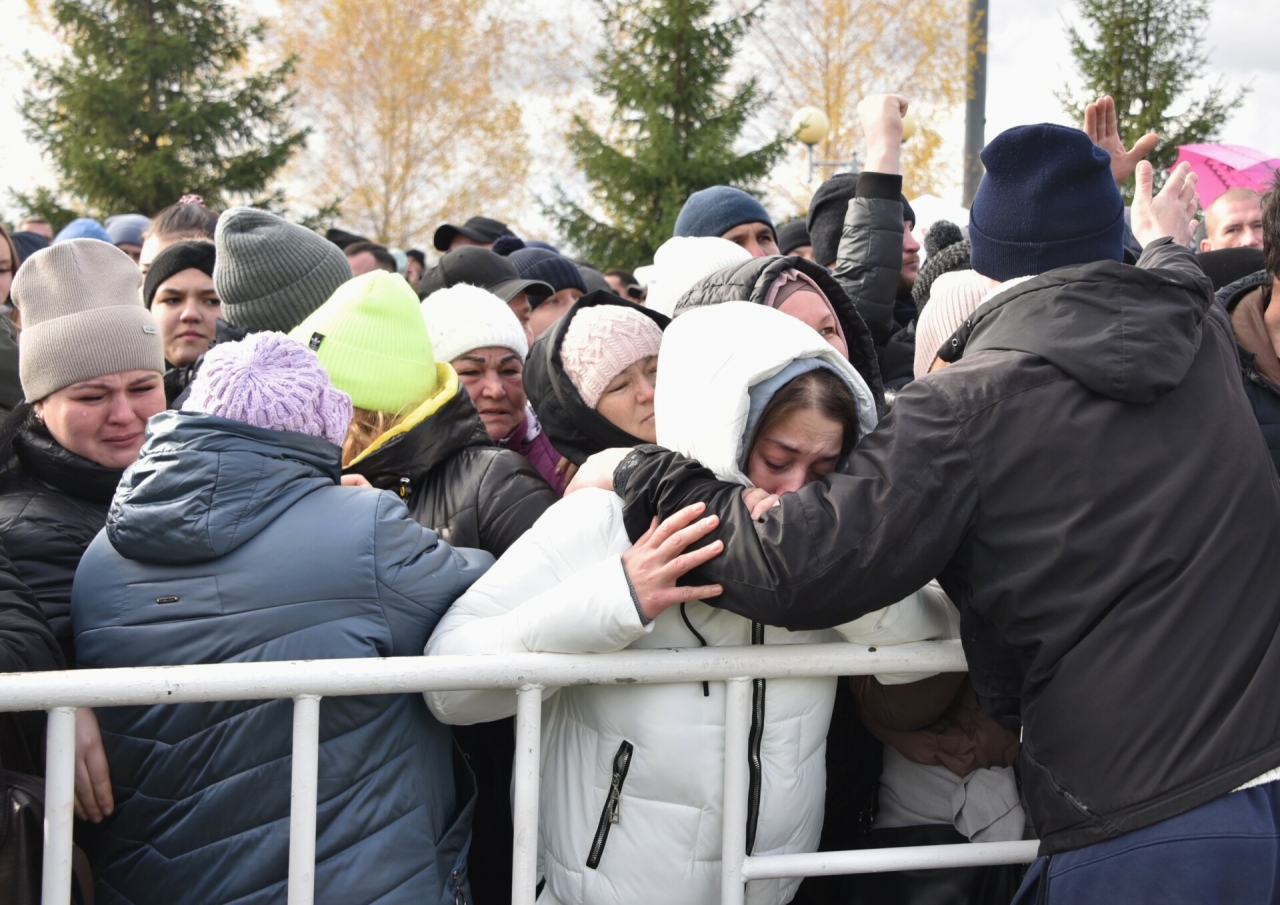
[580,127,1280,901]
[672,254,886,412]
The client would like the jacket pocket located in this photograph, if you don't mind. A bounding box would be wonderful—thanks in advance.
[586,739,634,870]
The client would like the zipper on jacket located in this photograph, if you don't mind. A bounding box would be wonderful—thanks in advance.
[745,621,766,855]
[586,739,634,869]
[680,603,711,696]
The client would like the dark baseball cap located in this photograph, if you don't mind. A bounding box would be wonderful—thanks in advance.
[417,246,554,302]
[432,216,515,252]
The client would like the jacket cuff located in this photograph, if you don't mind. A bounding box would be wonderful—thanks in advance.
[621,563,652,626]
[856,172,904,201]
[613,444,664,497]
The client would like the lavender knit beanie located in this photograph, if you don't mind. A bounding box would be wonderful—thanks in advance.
[183,332,353,446]
[560,305,664,409]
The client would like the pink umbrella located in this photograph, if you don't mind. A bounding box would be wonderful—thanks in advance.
[1172,144,1280,207]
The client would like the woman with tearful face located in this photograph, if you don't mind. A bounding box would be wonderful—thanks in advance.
[523,293,669,488]
[0,239,167,824]
[426,303,954,905]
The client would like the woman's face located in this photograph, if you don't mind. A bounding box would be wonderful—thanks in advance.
[0,239,13,303]
[34,370,166,470]
[595,355,658,442]
[745,406,844,495]
[453,346,528,441]
[778,291,848,358]
[527,288,583,339]
[151,268,221,367]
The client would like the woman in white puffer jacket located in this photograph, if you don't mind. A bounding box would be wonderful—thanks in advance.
[425,303,957,905]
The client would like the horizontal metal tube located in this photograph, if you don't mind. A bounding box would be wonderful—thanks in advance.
[740,840,1041,879]
[0,641,966,713]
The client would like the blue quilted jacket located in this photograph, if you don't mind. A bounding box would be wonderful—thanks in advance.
[71,411,492,905]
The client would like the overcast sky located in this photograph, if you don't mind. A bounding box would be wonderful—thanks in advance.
[2,0,1276,217]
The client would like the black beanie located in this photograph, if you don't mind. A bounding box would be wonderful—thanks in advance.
[776,219,812,255]
[143,240,217,308]
[807,173,916,267]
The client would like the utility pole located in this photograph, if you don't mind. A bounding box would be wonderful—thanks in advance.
[963,0,989,207]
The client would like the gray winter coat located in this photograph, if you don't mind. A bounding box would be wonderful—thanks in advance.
[71,411,492,905]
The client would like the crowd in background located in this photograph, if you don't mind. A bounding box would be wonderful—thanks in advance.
[1,91,1279,905]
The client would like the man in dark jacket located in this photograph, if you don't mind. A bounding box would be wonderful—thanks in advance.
[1216,174,1280,474]
[578,121,1280,902]
[808,98,921,389]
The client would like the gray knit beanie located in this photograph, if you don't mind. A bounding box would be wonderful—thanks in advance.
[213,208,353,334]
[11,239,165,402]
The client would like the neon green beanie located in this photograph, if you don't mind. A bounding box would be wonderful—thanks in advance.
[289,271,438,413]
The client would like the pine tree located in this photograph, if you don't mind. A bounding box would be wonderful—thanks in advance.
[1058,0,1245,200]
[552,0,789,271]
[20,0,307,216]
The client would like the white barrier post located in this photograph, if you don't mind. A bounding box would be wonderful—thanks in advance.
[288,695,322,905]
[512,684,544,905]
[742,840,1041,879]
[721,678,753,905]
[42,706,77,905]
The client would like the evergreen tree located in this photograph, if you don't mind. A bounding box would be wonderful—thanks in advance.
[552,0,788,270]
[20,0,307,216]
[1058,0,1245,200]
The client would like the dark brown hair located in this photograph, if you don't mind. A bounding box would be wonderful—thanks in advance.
[1263,171,1280,280]
[749,367,861,459]
[344,241,398,273]
[143,199,218,242]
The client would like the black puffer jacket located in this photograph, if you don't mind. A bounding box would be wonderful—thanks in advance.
[674,254,886,412]
[829,172,916,389]
[1218,270,1280,474]
[343,375,555,558]
[616,240,1280,856]
[0,419,123,666]
[525,291,670,465]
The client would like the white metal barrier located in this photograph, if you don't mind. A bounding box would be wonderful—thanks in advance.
[0,640,1039,905]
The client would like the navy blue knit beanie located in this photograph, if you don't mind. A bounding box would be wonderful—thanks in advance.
[508,247,587,305]
[673,186,774,240]
[970,124,1124,281]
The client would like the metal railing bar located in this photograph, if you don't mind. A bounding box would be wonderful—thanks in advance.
[740,840,1041,879]
[41,706,77,905]
[720,678,753,905]
[0,641,968,713]
[287,695,322,905]
[511,685,544,905]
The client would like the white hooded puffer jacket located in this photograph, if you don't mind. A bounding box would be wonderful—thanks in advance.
[426,303,957,905]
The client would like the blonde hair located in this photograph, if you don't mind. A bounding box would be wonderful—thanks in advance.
[342,407,409,467]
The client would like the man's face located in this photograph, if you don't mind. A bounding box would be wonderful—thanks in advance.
[900,222,920,293]
[507,291,535,346]
[405,258,425,287]
[722,221,779,257]
[1201,195,1264,251]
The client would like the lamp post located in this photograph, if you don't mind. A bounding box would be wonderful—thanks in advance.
[792,105,916,184]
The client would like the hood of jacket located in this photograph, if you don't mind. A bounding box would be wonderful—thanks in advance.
[106,411,342,565]
[656,302,878,486]
[525,290,670,465]
[344,363,493,489]
[672,254,886,411]
[950,252,1213,404]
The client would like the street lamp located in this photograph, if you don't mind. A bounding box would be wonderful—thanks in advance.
[791,105,916,183]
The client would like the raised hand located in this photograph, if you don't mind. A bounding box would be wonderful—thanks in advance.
[1084,95,1159,186]
[858,93,910,175]
[622,502,724,620]
[1131,160,1199,249]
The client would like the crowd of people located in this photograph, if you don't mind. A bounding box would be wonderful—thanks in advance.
[1,91,1279,905]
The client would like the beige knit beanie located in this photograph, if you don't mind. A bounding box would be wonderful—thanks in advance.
[913,270,993,379]
[560,305,664,409]
[11,239,165,402]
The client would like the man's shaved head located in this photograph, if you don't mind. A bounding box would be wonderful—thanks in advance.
[1201,188,1263,252]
